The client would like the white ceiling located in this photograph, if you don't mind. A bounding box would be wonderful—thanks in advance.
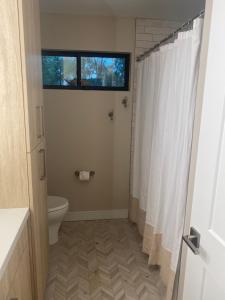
[40,0,205,22]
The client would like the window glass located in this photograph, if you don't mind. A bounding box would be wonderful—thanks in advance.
[81,57,126,88]
[42,56,77,87]
[42,51,129,90]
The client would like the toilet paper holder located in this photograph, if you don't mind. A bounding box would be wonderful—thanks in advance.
[74,170,95,178]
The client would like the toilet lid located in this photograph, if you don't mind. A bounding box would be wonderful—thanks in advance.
[48,196,69,213]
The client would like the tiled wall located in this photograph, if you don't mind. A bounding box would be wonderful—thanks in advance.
[130,18,182,196]
[135,19,182,58]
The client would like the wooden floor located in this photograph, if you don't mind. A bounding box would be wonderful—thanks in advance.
[45,219,164,300]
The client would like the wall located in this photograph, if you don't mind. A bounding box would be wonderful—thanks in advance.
[135,18,182,58]
[41,14,135,214]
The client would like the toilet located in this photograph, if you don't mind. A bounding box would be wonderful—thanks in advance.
[47,196,69,245]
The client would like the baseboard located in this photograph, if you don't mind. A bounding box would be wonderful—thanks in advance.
[64,209,128,221]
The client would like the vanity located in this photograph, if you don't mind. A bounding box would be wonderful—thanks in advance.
[0,209,32,300]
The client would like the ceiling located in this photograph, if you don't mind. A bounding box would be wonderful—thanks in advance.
[40,0,205,22]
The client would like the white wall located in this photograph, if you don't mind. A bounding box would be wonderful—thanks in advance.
[41,14,135,212]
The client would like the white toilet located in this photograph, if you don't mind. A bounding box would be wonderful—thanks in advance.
[47,196,69,245]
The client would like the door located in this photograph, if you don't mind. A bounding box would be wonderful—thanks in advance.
[179,0,225,299]
[27,141,48,300]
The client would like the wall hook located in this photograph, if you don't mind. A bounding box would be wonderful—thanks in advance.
[122,96,128,108]
[108,110,114,121]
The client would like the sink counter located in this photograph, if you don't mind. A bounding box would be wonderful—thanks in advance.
[0,208,29,280]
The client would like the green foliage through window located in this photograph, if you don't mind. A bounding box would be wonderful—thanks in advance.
[42,56,77,86]
[81,57,125,88]
[42,50,130,91]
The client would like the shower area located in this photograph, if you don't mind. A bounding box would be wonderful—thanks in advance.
[130,14,203,300]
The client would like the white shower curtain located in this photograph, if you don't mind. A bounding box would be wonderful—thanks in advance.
[132,56,158,209]
[130,18,203,299]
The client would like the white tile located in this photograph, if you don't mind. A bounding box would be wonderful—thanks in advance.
[136,25,145,34]
[145,26,174,34]
[136,33,153,41]
[152,34,168,42]
[163,21,183,29]
[136,40,156,49]
[136,18,147,26]
[135,47,147,56]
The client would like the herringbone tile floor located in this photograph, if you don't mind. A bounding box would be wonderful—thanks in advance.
[45,219,164,300]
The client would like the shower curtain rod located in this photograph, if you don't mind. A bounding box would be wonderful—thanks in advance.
[136,10,205,62]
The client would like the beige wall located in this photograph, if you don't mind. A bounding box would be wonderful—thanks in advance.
[41,14,135,212]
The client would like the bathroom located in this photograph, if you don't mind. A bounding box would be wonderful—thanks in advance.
[1,0,225,300]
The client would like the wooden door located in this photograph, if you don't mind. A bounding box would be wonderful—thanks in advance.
[18,0,45,152]
[179,0,225,299]
[27,141,49,300]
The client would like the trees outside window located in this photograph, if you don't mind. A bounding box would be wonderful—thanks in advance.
[42,51,129,91]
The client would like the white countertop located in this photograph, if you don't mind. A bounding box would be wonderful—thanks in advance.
[0,208,29,280]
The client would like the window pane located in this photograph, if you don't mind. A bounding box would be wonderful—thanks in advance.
[42,56,77,87]
[81,57,126,88]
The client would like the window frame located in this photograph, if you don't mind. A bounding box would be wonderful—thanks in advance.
[42,50,130,91]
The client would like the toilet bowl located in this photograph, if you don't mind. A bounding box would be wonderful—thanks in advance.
[48,196,69,245]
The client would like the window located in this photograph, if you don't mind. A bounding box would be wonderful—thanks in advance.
[42,55,77,87]
[42,50,130,91]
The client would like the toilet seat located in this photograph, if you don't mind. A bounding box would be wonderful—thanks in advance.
[48,196,69,213]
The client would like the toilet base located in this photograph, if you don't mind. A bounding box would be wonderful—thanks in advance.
[48,223,60,245]
[48,196,69,245]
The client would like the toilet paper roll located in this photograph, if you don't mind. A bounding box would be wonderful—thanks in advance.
[79,171,90,181]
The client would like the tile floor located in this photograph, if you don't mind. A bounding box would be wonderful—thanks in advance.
[45,219,164,300]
